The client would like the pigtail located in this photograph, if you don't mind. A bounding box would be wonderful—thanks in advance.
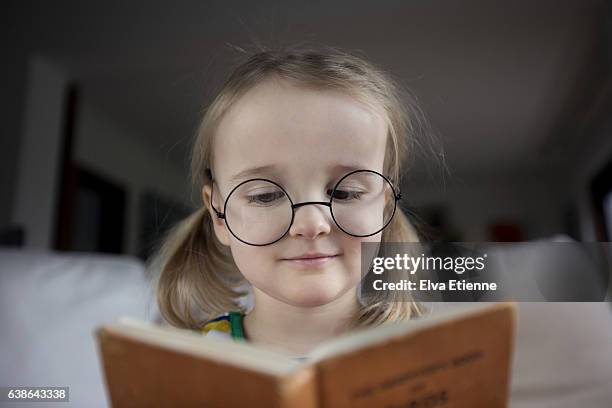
[152,206,246,330]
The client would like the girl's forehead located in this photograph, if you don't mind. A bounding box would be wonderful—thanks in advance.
[213,80,388,185]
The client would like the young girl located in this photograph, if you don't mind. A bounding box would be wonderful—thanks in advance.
[153,46,433,357]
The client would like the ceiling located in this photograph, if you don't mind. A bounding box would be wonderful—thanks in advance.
[9,0,611,183]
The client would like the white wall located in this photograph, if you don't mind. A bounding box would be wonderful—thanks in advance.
[12,57,68,249]
[74,101,192,256]
[0,58,27,232]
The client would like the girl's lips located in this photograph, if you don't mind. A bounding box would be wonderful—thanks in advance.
[282,255,339,268]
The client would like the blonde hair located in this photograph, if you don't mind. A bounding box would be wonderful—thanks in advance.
[153,45,436,330]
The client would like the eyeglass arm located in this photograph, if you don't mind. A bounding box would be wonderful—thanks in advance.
[208,183,226,219]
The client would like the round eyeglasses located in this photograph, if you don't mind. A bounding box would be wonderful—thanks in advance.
[209,169,402,246]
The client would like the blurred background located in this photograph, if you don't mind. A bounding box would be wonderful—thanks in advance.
[2,0,612,260]
[2,4,612,406]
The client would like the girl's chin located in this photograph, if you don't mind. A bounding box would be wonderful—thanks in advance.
[285,294,340,308]
[279,284,353,307]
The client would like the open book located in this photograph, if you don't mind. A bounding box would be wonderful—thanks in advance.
[96,302,515,408]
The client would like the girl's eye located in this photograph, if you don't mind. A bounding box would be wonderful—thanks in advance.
[246,191,285,205]
[329,189,363,201]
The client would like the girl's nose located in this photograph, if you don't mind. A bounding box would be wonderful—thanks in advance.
[288,204,332,240]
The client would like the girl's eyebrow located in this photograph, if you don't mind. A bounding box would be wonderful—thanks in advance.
[229,164,281,183]
[229,163,367,183]
[330,164,366,174]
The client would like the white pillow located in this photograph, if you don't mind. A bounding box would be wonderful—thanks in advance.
[0,248,155,407]
[510,302,612,408]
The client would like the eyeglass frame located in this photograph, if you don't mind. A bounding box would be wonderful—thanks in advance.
[208,169,402,247]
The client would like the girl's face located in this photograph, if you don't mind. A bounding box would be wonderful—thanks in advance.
[203,79,388,308]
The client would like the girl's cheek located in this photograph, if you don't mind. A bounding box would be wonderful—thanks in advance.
[239,245,279,268]
[342,207,388,235]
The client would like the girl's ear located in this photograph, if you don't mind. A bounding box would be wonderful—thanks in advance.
[202,185,231,247]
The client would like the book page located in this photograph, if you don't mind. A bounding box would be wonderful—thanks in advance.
[106,318,300,375]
